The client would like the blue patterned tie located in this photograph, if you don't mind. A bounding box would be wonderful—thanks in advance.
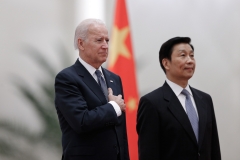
[95,70,108,101]
[181,89,199,142]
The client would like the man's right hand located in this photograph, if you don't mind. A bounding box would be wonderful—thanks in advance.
[108,88,126,112]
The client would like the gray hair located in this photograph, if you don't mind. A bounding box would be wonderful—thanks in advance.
[74,19,106,50]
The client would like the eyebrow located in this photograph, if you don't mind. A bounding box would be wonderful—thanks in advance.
[95,37,109,39]
[178,49,194,53]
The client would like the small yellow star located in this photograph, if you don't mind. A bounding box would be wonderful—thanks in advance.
[109,25,131,68]
[126,97,138,112]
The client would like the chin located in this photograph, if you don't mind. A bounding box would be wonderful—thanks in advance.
[185,74,194,80]
[101,55,108,60]
[185,70,194,76]
[100,58,107,64]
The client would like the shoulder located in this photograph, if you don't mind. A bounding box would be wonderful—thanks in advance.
[55,64,76,80]
[56,59,84,78]
[102,68,119,78]
[141,86,164,102]
[190,87,211,98]
[190,86,213,105]
[102,68,122,84]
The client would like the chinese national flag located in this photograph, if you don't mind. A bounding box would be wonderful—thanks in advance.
[108,0,139,159]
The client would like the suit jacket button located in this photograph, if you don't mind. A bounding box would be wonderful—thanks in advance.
[198,153,200,156]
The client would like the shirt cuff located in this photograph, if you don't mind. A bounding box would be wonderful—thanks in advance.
[108,101,122,117]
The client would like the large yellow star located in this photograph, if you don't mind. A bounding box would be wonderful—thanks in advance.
[126,97,138,112]
[109,26,131,68]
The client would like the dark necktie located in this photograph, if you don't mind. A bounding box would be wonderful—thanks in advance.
[95,70,108,101]
[181,89,199,142]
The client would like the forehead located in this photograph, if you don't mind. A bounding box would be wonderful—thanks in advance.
[88,24,108,37]
[172,43,193,52]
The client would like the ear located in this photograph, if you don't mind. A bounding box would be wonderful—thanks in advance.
[162,58,170,71]
[78,39,85,51]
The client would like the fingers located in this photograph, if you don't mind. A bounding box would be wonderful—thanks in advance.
[121,103,126,112]
[117,94,122,99]
[107,89,126,112]
[108,88,113,95]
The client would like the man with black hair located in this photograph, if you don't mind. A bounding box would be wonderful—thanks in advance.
[137,37,221,160]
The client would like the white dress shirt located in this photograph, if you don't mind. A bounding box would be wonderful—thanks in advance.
[78,57,122,117]
[166,78,199,118]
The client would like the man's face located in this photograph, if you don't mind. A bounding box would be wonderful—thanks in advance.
[79,24,109,68]
[164,43,195,82]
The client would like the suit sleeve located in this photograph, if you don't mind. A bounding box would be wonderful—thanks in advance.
[208,96,221,160]
[137,97,160,160]
[55,71,118,134]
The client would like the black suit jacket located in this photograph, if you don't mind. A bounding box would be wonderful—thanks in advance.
[55,60,129,160]
[137,82,221,160]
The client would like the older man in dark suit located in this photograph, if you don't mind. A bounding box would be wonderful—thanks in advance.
[137,37,221,160]
[55,19,129,160]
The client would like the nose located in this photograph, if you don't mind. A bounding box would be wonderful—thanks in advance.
[186,55,194,63]
[186,57,195,67]
[102,40,108,49]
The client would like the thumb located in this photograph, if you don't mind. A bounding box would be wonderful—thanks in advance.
[108,88,113,95]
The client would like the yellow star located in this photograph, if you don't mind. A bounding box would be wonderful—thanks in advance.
[109,25,131,68]
[126,97,138,112]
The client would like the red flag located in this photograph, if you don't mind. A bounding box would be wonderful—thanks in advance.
[108,0,139,159]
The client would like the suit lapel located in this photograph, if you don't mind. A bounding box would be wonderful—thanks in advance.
[163,82,198,146]
[190,87,207,149]
[73,60,107,104]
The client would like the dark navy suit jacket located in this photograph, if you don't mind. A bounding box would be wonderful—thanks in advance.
[137,82,221,160]
[55,60,129,160]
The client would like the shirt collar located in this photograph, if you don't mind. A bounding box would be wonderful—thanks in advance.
[78,56,103,76]
[166,78,193,96]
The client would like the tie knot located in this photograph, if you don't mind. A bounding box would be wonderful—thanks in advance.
[95,70,102,77]
[181,89,190,97]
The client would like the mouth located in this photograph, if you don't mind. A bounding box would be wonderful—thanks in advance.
[99,51,108,53]
[184,68,194,71]
[99,52,108,58]
[99,52,107,55]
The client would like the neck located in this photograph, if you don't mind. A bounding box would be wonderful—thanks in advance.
[79,54,101,69]
[166,76,188,88]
